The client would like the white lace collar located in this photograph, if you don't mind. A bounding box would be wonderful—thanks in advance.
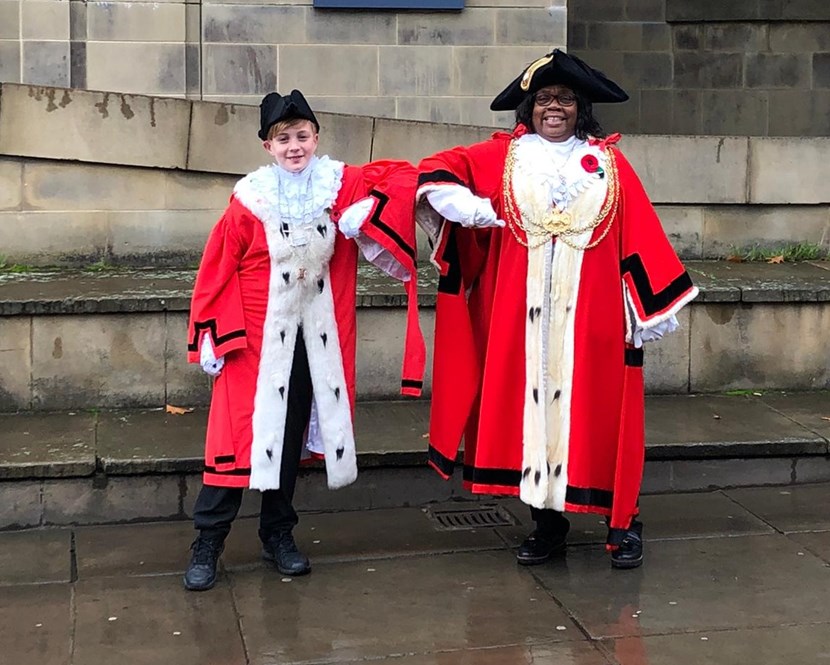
[514,133,606,212]
[233,155,345,231]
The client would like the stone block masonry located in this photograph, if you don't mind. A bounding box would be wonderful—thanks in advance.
[0,0,568,127]
[569,0,830,136]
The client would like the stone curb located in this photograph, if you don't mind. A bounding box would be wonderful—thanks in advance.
[2,261,830,316]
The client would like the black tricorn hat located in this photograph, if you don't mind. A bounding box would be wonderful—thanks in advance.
[489,48,628,111]
[258,89,320,140]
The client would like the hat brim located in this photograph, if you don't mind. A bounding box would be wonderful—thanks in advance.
[489,50,628,111]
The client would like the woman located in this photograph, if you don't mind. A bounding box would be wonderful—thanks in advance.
[416,50,697,569]
[183,90,425,590]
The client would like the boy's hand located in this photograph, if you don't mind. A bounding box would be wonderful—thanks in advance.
[201,355,224,377]
[200,332,224,376]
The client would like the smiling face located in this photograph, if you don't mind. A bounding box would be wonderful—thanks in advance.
[263,119,319,172]
[531,85,578,143]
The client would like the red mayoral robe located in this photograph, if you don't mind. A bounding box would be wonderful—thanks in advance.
[417,130,697,546]
[188,157,425,491]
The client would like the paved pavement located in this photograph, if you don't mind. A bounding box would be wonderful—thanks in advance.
[3,483,830,664]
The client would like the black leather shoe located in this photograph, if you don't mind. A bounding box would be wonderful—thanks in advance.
[611,521,643,570]
[516,527,569,566]
[262,530,311,576]
[183,535,224,591]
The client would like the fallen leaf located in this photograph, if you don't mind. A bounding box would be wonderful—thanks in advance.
[767,255,785,264]
[165,404,194,416]
[726,254,744,263]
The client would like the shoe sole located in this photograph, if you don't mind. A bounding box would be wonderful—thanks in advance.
[611,556,643,570]
[183,575,217,591]
[516,543,566,566]
[262,551,312,576]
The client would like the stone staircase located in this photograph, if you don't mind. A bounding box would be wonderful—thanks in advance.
[1,82,830,527]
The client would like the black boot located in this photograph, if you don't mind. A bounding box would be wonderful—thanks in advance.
[611,520,643,570]
[262,530,311,576]
[517,514,570,566]
[183,534,224,591]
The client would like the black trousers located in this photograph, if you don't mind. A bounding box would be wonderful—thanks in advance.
[193,328,314,543]
[530,507,571,535]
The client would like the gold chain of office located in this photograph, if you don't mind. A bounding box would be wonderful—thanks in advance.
[502,141,619,251]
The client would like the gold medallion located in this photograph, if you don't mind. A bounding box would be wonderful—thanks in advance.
[541,209,573,235]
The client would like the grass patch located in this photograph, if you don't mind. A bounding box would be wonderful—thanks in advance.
[0,261,36,273]
[727,242,829,263]
[81,260,119,273]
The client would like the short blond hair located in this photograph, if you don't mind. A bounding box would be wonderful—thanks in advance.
[266,118,317,141]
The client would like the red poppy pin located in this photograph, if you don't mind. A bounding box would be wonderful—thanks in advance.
[581,154,605,178]
[581,154,599,173]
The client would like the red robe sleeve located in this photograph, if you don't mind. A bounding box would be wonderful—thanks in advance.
[416,134,510,207]
[332,161,426,398]
[187,198,250,363]
[415,140,507,476]
[614,148,698,332]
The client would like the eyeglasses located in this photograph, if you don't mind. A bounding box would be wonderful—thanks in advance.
[534,92,577,107]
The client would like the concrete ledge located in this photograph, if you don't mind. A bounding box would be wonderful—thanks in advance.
[1,394,827,480]
[0,85,190,170]
[0,266,440,316]
[750,138,830,205]
[2,262,829,318]
[0,83,828,205]
[622,136,749,204]
[1,393,829,527]
[1,262,829,407]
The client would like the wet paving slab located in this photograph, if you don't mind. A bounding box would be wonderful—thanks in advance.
[72,575,246,665]
[724,483,830,532]
[4,486,830,664]
[96,409,206,474]
[603,623,830,665]
[229,550,580,665]
[374,642,614,664]
[496,490,773,548]
[222,506,506,569]
[758,391,830,441]
[0,411,96,478]
[644,394,826,458]
[74,521,195,578]
[786,530,830,565]
[528,533,830,639]
[0,583,71,665]
[0,529,72,585]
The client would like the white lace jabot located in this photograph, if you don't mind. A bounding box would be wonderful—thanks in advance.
[269,155,345,227]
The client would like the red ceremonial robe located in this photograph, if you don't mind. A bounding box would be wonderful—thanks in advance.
[417,129,697,547]
[188,157,425,491]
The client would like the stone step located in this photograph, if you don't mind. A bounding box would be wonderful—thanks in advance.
[2,392,829,529]
[1,260,829,411]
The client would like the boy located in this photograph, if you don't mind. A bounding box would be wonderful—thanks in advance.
[184,90,424,591]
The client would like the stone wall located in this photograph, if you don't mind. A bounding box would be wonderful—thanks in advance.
[0,84,828,266]
[0,0,566,127]
[568,0,830,136]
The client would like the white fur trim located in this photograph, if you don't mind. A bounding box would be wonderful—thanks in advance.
[516,139,608,510]
[234,158,357,492]
[514,135,606,224]
[237,156,345,230]
[623,282,699,344]
[302,269,358,489]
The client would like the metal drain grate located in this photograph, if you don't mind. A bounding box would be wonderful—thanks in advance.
[426,505,515,531]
